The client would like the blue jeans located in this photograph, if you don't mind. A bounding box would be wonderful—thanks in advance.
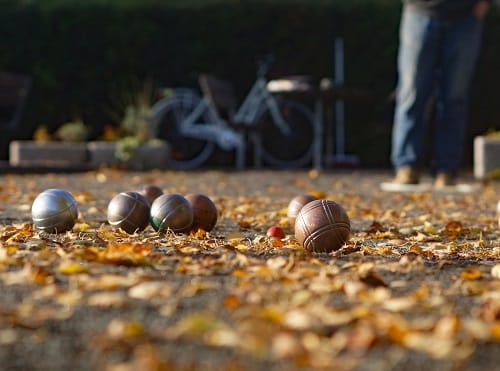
[391,8,483,175]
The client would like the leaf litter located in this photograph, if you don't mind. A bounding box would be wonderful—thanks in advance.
[0,169,499,370]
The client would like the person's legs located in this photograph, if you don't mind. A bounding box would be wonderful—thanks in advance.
[391,9,440,180]
[432,15,483,177]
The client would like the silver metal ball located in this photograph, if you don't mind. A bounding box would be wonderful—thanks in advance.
[150,194,193,233]
[107,191,151,234]
[31,188,78,233]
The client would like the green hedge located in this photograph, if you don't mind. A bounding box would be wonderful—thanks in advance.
[1,0,499,166]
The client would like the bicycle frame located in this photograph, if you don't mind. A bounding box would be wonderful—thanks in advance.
[179,96,242,151]
[233,77,292,135]
[179,75,293,148]
[151,57,315,170]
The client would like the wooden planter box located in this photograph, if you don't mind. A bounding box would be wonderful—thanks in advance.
[9,140,170,170]
[474,136,500,179]
[87,141,170,170]
[9,140,88,168]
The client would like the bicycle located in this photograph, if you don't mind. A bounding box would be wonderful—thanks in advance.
[150,56,316,170]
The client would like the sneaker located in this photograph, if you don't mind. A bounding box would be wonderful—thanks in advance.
[393,166,420,185]
[434,172,456,188]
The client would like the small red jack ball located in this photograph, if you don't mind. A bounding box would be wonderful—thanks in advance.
[267,226,286,239]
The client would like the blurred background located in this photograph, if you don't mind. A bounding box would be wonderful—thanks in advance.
[1,0,499,168]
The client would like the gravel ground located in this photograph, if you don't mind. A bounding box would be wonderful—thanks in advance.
[0,168,499,371]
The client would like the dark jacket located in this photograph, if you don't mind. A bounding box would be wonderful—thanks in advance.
[404,0,490,19]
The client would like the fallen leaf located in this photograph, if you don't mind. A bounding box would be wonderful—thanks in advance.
[271,332,301,359]
[491,264,500,279]
[107,318,145,339]
[57,261,88,275]
[461,267,482,280]
[87,292,128,307]
[128,281,173,300]
[423,221,437,234]
[444,220,463,236]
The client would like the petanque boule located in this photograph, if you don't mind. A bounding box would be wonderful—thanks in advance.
[294,199,350,253]
[287,194,318,226]
[184,193,218,232]
[150,193,193,233]
[107,191,151,234]
[31,188,79,233]
[137,184,163,205]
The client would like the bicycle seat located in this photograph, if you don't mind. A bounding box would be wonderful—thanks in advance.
[267,75,316,93]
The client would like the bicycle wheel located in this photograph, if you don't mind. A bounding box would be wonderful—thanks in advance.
[259,99,315,168]
[151,89,215,170]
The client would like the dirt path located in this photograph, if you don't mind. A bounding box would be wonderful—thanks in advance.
[0,169,498,371]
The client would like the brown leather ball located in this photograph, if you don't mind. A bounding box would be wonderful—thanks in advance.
[287,194,318,226]
[137,184,163,205]
[184,193,218,232]
[107,191,151,234]
[150,194,193,233]
[294,199,350,253]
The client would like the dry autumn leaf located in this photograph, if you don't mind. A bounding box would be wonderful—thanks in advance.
[461,267,483,280]
[491,264,500,279]
[0,170,498,371]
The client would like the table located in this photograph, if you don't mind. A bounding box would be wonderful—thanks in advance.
[267,77,372,169]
